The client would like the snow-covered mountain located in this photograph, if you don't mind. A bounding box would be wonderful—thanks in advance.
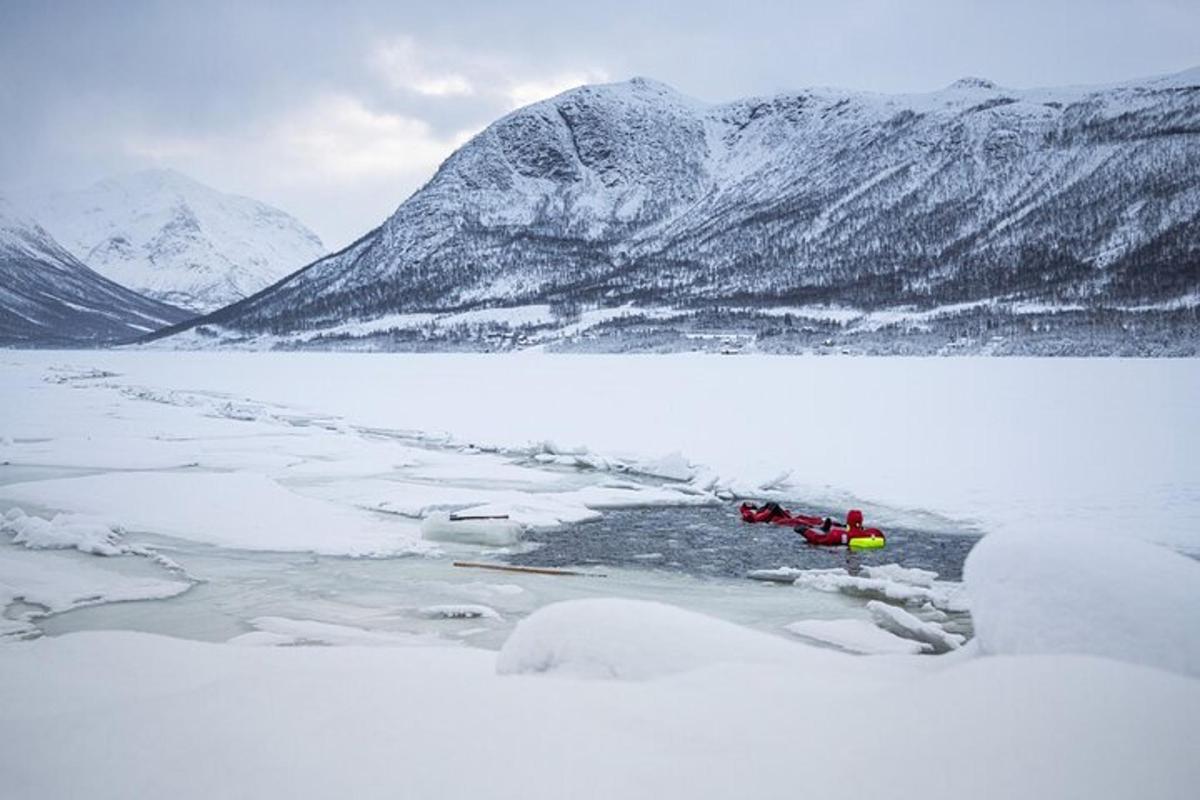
[160,69,1200,353]
[38,170,325,313]
[0,198,192,346]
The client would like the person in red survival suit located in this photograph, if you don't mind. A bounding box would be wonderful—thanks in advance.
[740,502,824,527]
[799,509,883,545]
[740,501,788,523]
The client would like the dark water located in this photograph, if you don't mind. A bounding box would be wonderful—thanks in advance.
[509,503,981,581]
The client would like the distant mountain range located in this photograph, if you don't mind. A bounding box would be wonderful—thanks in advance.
[0,198,190,346]
[37,169,325,313]
[151,67,1200,354]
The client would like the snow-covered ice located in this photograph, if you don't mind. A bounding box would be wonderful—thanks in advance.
[0,350,1197,798]
[867,600,966,654]
[0,471,432,556]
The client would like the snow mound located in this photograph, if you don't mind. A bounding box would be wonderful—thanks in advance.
[964,530,1200,677]
[867,601,965,654]
[497,598,822,679]
[784,618,931,655]
[420,512,524,546]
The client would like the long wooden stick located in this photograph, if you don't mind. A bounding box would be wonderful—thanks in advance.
[452,561,606,578]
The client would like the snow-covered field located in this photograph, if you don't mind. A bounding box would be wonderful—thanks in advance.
[1,350,1197,798]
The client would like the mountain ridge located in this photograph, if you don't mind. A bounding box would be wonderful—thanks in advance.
[37,169,326,313]
[0,197,192,346]
[152,68,1200,354]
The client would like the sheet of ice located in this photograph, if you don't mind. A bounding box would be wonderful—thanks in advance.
[860,563,938,587]
[0,547,190,620]
[0,472,429,556]
[784,618,931,655]
[867,600,965,654]
[964,529,1200,677]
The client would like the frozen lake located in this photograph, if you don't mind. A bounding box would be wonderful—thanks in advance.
[0,350,1195,648]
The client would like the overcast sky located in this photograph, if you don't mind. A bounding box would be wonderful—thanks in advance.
[2,0,1197,249]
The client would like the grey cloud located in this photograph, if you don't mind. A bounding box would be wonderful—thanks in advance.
[1,0,1196,248]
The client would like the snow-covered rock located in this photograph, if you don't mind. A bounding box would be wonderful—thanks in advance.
[37,169,324,313]
[964,529,1200,677]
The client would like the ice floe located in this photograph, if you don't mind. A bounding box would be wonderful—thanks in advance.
[0,547,190,636]
[758,565,970,612]
[867,600,965,654]
[784,618,932,655]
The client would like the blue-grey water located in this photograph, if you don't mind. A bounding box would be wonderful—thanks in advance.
[509,503,980,581]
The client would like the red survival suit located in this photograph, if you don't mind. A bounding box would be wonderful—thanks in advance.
[739,502,823,528]
[799,509,885,546]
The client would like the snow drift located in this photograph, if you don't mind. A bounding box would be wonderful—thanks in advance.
[964,529,1200,677]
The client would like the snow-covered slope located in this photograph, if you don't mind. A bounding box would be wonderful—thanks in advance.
[38,170,325,313]
[0,199,191,346]
[162,69,1200,350]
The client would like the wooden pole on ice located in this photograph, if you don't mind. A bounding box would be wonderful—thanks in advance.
[452,561,606,578]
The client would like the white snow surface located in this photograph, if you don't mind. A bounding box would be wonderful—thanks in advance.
[0,351,1198,797]
[0,626,1197,799]
[35,169,325,312]
[965,528,1200,677]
